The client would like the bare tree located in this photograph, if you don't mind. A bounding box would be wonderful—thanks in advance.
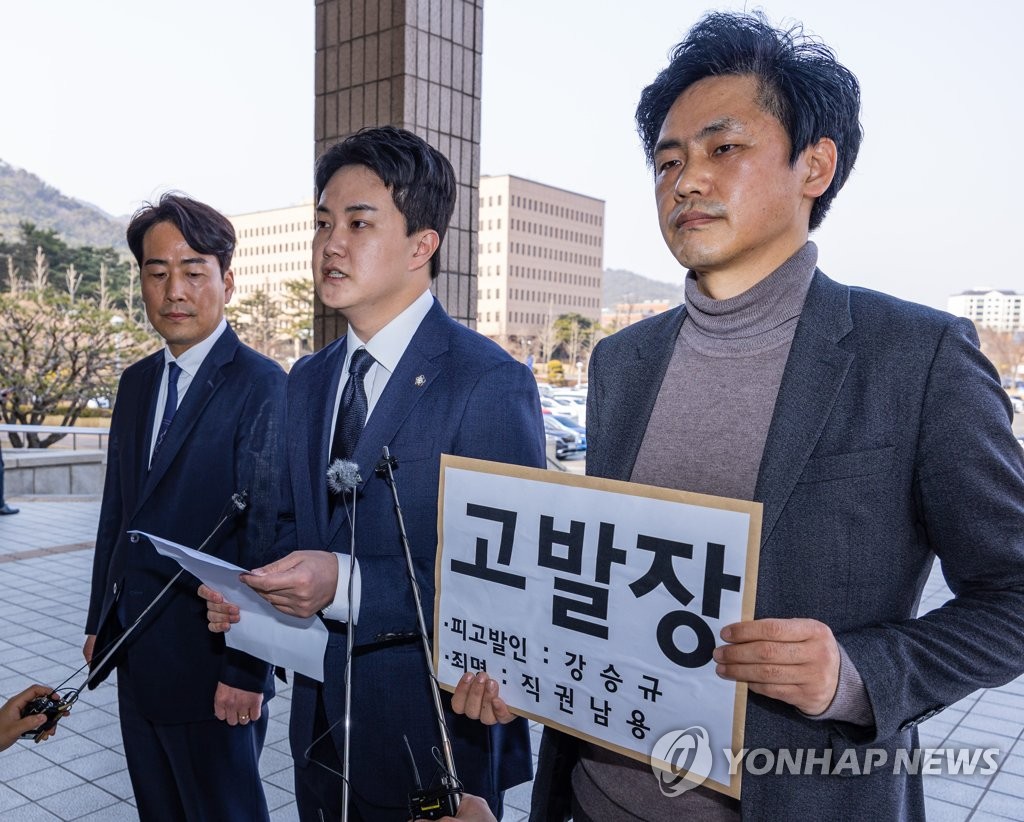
[553,312,595,368]
[31,245,48,292]
[978,326,1024,387]
[280,278,314,361]
[98,261,111,311]
[227,288,283,359]
[535,297,558,364]
[0,288,154,447]
[65,263,81,302]
[126,259,139,322]
[6,255,18,295]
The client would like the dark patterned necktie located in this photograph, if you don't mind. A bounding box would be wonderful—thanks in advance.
[330,348,375,462]
[151,361,181,465]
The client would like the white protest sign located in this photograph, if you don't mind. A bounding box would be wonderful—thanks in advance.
[435,455,762,799]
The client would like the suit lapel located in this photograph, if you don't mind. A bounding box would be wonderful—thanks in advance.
[135,329,240,512]
[306,337,348,544]
[326,302,448,545]
[753,271,854,546]
[599,307,685,481]
[130,353,166,497]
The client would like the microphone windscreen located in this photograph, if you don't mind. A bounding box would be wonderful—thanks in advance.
[327,459,363,494]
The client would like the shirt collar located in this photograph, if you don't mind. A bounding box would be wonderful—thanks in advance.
[163,317,228,377]
[346,289,434,372]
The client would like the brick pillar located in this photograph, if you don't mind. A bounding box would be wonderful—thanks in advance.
[314,0,483,349]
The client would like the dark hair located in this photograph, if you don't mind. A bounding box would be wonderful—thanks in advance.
[636,11,862,230]
[314,126,457,279]
[126,192,235,276]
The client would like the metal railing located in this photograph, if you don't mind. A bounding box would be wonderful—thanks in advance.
[0,423,111,450]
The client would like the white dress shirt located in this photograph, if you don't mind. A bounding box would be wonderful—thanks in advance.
[148,318,228,467]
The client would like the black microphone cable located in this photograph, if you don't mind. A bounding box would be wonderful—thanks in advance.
[23,490,249,740]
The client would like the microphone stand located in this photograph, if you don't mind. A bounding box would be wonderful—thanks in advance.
[341,486,357,822]
[31,490,250,740]
[375,446,461,812]
[85,491,250,687]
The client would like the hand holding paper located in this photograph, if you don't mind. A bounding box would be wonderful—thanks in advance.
[198,585,239,633]
[242,550,341,618]
[139,531,328,681]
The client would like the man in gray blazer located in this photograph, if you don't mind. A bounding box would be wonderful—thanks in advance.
[456,11,1024,821]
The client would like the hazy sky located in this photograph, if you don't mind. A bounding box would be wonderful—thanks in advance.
[1,0,1021,309]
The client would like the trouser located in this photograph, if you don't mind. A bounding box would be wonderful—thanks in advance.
[117,660,271,822]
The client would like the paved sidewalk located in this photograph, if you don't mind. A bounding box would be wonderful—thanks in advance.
[1,498,1023,820]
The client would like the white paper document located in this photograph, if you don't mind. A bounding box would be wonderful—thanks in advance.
[138,531,328,681]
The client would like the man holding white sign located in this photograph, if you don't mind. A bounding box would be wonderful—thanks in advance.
[457,10,1024,821]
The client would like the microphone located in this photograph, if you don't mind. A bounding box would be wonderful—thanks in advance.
[327,459,362,494]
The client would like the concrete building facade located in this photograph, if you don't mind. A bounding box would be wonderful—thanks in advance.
[948,288,1024,332]
[477,174,604,352]
[231,203,316,301]
[227,203,316,363]
[314,0,484,348]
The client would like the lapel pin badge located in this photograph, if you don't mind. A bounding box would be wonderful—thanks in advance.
[414,374,426,387]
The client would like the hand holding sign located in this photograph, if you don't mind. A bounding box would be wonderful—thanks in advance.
[451,672,515,726]
[713,618,841,716]
[436,456,763,799]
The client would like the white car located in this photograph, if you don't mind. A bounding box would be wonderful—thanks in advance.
[540,395,580,422]
[552,393,587,425]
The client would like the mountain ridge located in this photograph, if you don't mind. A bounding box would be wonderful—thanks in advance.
[602,266,683,309]
[0,159,128,251]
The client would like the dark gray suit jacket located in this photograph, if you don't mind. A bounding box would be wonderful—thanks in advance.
[533,270,1024,820]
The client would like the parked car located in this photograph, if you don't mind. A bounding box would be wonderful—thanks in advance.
[1009,395,1024,414]
[540,395,581,423]
[544,415,586,459]
[551,393,587,425]
[552,414,587,445]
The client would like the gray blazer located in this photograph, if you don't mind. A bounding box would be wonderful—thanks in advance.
[532,270,1024,820]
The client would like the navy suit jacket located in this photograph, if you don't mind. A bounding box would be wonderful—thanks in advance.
[533,271,1024,820]
[86,326,285,722]
[276,299,546,812]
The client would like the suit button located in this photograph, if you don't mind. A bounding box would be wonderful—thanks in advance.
[112,582,118,595]
[129,533,140,543]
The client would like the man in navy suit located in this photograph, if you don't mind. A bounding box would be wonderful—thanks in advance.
[84,194,284,821]
[203,127,545,820]
[456,12,1024,821]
